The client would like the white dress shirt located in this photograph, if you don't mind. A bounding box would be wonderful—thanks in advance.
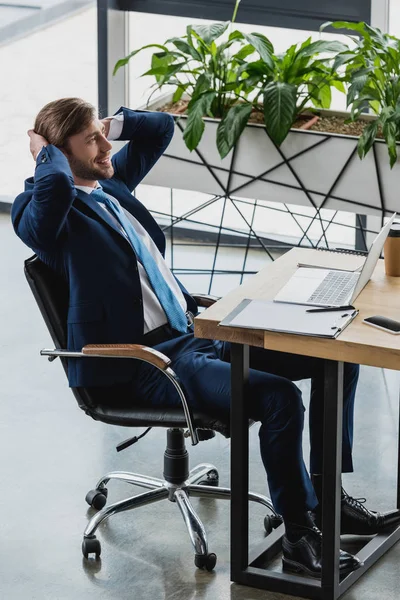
[75,115,187,334]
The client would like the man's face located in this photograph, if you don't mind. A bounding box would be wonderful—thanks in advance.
[65,119,114,183]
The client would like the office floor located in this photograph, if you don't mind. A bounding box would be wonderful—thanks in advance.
[1,212,400,600]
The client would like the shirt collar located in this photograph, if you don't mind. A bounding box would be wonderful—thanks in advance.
[75,183,101,195]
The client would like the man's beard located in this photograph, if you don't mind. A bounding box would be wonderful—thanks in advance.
[67,154,114,181]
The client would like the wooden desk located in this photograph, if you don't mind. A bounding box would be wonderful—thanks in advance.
[194,248,400,600]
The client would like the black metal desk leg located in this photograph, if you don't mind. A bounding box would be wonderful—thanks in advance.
[230,343,250,580]
[321,360,344,600]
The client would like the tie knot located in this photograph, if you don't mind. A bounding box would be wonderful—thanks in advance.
[91,188,110,204]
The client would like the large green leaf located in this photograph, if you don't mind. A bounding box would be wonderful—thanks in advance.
[333,51,357,71]
[332,80,346,93]
[279,44,297,74]
[297,40,349,59]
[191,21,230,45]
[243,33,274,70]
[263,82,297,146]
[239,59,272,77]
[247,32,274,54]
[216,103,253,159]
[165,37,202,61]
[364,23,392,48]
[142,63,186,81]
[347,67,375,105]
[350,97,374,120]
[237,75,262,93]
[151,53,177,83]
[113,44,168,75]
[183,92,216,151]
[189,74,212,104]
[233,44,256,62]
[321,21,367,35]
[357,120,379,160]
[380,106,396,126]
[309,81,332,109]
[229,30,244,42]
[383,120,398,167]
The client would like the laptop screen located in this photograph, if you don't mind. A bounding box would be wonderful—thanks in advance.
[350,213,397,303]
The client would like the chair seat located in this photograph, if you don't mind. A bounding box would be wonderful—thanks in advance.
[83,403,231,438]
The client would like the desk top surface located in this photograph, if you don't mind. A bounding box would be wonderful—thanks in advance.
[194,248,400,370]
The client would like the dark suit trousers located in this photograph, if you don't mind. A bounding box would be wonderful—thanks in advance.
[90,331,359,520]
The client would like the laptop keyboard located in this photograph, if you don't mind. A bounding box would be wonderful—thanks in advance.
[307,271,359,306]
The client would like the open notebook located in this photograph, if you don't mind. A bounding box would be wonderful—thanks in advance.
[219,299,358,338]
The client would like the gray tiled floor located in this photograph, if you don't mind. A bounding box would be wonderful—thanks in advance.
[1,212,400,599]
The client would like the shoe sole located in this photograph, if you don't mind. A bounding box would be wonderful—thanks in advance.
[340,529,378,536]
[282,557,358,579]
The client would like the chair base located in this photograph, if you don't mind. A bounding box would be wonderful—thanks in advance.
[82,428,281,570]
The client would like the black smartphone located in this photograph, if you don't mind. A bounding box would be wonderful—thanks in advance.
[363,315,400,335]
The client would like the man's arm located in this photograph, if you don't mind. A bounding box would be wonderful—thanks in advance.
[12,131,76,252]
[111,108,175,192]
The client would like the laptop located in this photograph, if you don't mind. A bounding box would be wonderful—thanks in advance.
[274,213,397,307]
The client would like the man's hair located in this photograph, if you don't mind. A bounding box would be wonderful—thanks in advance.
[34,98,97,148]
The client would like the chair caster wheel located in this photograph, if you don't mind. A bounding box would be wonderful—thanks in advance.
[195,552,217,571]
[82,536,101,559]
[264,514,283,534]
[264,515,273,534]
[198,469,219,487]
[271,515,283,529]
[85,488,108,510]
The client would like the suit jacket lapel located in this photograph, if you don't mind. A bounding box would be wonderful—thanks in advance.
[75,185,166,257]
[75,190,129,243]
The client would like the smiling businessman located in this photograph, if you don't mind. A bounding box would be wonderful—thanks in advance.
[12,98,400,577]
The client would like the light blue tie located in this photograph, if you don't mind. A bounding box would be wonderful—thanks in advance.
[91,187,188,333]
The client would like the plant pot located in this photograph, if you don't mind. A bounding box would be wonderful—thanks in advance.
[140,93,399,218]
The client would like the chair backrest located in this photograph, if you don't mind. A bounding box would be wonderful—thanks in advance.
[24,255,68,353]
[24,255,96,412]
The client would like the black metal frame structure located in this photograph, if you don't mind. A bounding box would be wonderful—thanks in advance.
[147,120,390,293]
[230,344,400,600]
[104,0,371,30]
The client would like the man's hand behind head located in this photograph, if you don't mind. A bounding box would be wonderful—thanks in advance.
[100,118,113,140]
[28,129,48,161]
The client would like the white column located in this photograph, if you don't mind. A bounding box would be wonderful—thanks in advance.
[98,2,129,117]
[371,0,390,31]
[107,9,130,115]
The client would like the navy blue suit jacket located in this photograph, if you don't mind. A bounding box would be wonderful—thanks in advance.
[12,108,197,387]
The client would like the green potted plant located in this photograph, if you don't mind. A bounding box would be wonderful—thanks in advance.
[114,0,347,157]
[323,20,400,167]
[114,5,399,219]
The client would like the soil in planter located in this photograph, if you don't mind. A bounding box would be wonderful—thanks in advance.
[157,100,383,139]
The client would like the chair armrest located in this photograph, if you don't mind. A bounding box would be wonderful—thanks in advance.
[82,344,171,371]
[192,294,220,308]
[41,344,199,446]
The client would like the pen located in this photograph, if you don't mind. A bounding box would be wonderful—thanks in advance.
[306,305,356,313]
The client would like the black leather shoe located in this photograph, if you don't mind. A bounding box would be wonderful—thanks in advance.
[313,488,400,535]
[340,489,400,535]
[282,522,362,579]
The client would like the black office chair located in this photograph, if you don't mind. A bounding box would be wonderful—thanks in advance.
[24,254,281,571]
